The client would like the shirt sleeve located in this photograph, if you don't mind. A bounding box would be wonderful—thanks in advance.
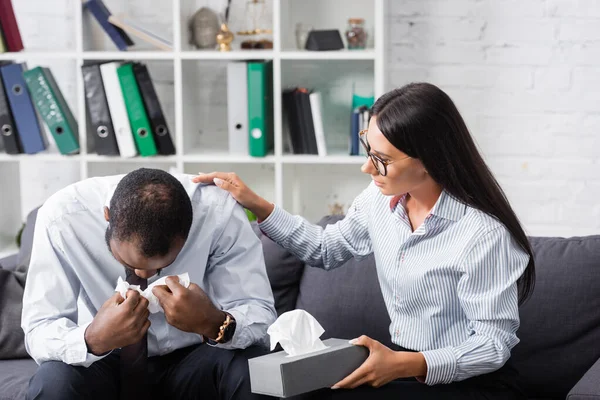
[257,183,374,270]
[420,226,529,385]
[205,195,277,350]
[21,206,110,367]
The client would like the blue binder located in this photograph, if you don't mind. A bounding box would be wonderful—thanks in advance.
[0,63,47,154]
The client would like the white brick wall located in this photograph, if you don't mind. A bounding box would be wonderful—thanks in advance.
[386,0,600,236]
[7,0,600,237]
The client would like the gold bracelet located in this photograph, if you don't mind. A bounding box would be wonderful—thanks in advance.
[215,313,232,343]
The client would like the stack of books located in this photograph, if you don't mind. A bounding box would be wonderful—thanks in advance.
[0,63,78,155]
[82,61,175,157]
[0,0,23,53]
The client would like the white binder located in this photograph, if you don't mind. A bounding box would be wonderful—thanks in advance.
[309,91,327,156]
[99,62,138,158]
[227,62,249,155]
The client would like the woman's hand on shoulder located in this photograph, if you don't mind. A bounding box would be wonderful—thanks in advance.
[192,172,274,221]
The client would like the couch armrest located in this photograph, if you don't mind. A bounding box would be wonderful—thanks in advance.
[568,357,600,399]
[0,253,18,271]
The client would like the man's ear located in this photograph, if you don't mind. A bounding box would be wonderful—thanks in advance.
[104,206,110,222]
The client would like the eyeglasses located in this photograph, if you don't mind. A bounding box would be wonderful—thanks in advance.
[359,129,409,176]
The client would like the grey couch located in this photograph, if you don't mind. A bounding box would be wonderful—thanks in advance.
[1,212,599,399]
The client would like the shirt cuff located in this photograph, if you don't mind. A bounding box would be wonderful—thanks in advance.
[420,347,457,385]
[207,309,250,350]
[257,205,296,243]
[65,321,112,367]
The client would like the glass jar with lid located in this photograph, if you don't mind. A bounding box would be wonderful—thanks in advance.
[345,18,367,49]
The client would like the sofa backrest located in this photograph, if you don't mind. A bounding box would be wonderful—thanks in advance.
[512,235,600,398]
[261,215,600,399]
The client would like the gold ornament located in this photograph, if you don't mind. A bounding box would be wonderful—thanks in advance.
[216,23,234,52]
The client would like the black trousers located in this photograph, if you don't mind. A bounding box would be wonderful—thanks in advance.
[295,358,526,400]
[26,343,270,400]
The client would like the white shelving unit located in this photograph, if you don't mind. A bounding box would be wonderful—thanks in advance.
[0,0,385,258]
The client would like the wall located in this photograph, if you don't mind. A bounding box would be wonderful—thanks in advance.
[385,0,600,236]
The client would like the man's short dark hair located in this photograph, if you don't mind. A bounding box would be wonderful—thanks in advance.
[105,168,193,257]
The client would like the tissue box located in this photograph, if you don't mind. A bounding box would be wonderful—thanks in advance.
[248,338,369,398]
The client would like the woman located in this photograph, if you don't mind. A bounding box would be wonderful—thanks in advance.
[193,82,535,400]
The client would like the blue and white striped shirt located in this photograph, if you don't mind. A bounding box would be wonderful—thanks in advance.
[258,182,529,385]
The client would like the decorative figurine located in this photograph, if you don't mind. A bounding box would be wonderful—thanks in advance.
[216,23,234,51]
[189,7,220,49]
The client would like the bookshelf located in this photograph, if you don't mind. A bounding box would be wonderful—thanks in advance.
[0,0,385,258]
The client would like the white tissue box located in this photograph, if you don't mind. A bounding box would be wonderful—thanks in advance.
[248,338,368,398]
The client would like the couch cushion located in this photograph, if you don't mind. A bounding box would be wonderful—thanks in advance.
[0,359,37,400]
[253,222,305,316]
[512,236,600,399]
[294,215,393,349]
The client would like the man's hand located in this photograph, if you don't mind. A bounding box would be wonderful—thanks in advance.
[331,335,427,389]
[84,290,150,356]
[152,276,225,339]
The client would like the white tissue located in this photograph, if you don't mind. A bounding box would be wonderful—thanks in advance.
[115,272,191,313]
[267,309,328,357]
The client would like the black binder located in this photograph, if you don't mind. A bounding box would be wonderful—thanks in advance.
[132,63,175,155]
[81,63,120,156]
[0,61,21,154]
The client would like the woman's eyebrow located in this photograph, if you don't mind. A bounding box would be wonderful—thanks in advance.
[371,148,392,158]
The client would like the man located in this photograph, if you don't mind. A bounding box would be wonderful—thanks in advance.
[21,168,276,400]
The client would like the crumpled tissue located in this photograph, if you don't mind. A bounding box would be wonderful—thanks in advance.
[267,309,329,357]
[115,272,190,313]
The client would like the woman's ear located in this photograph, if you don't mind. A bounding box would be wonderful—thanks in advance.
[104,206,110,222]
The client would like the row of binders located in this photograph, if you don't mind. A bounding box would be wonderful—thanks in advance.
[0,0,23,53]
[226,60,274,158]
[82,61,175,157]
[0,62,78,155]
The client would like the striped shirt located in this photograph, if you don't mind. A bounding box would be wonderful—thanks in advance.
[258,182,529,385]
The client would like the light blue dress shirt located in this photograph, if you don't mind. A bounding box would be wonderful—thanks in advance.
[21,175,276,367]
[258,182,529,385]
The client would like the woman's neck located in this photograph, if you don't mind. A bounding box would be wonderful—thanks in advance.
[406,180,443,216]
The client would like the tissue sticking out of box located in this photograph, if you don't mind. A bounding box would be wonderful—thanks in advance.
[267,309,329,357]
[115,272,191,313]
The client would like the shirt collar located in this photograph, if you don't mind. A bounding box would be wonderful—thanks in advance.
[389,190,466,222]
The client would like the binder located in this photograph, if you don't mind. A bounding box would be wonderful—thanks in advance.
[81,63,119,156]
[282,89,304,154]
[83,0,134,51]
[132,62,175,155]
[117,63,157,157]
[309,92,327,156]
[227,62,248,155]
[0,63,46,154]
[23,67,79,155]
[349,109,360,156]
[0,0,23,52]
[247,60,273,157]
[99,62,137,158]
[0,62,20,154]
[298,89,318,155]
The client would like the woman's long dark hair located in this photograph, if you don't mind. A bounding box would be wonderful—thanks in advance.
[371,82,535,305]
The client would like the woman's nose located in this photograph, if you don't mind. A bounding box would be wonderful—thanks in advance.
[361,158,378,176]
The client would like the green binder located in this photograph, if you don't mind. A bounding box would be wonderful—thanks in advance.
[23,67,79,155]
[117,63,157,157]
[247,60,273,157]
